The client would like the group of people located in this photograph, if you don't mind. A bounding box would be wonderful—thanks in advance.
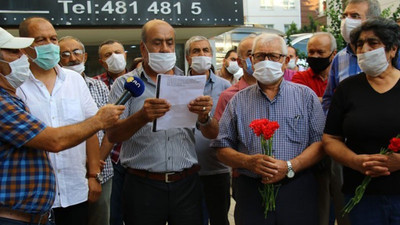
[1,0,400,225]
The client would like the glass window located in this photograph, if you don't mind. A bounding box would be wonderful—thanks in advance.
[283,0,295,10]
[260,0,273,9]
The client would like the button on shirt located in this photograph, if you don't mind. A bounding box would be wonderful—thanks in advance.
[211,80,325,178]
[16,65,98,208]
[194,70,231,176]
[108,67,198,172]
[0,88,55,214]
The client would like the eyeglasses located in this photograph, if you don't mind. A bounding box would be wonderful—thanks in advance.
[252,52,286,62]
[61,49,84,59]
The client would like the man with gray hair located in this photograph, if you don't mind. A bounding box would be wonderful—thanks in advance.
[322,0,382,111]
[185,35,231,225]
[58,36,115,225]
[211,33,325,224]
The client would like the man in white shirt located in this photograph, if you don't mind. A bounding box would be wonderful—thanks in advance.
[17,17,101,225]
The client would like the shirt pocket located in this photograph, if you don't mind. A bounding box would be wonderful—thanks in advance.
[61,98,85,124]
[285,115,307,144]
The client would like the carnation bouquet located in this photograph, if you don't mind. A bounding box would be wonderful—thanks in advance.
[342,134,400,216]
[249,119,280,218]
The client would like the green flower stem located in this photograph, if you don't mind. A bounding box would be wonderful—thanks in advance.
[259,136,279,218]
[342,176,371,217]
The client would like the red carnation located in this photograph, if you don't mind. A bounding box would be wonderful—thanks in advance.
[388,137,400,152]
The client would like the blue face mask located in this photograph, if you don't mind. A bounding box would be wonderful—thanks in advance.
[30,43,60,70]
[245,57,253,76]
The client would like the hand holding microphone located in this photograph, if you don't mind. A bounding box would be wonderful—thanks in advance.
[115,76,145,105]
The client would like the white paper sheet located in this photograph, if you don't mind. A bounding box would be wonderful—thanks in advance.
[152,74,206,131]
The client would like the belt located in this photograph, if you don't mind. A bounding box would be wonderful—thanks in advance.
[0,208,49,225]
[126,164,201,183]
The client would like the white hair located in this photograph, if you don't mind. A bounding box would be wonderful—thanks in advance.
[252,33,287,55]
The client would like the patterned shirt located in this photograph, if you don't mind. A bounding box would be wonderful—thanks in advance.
[211,80,325,178]
[93,72,122,163]
[93,72,115,91]
[322,45,400,113]
[109,67,198,172]
[84,75,113,183]
[0,88,55,214]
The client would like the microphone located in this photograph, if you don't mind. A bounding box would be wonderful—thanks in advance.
[115,76,145,105]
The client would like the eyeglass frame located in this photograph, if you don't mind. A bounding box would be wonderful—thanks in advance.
[251,52,286,63]
[60,49,84,59]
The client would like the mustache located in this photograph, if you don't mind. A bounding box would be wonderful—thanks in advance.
[67,61,81,66]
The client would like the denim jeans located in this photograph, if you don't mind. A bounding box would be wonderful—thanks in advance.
[345,194,400,225]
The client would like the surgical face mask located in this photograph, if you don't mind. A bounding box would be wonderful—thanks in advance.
[191,56,212,74]
[252,60,284,85]
[30,43,60,70]
[287,58,297,70]
[144,44,176,74]
[307,53,333,74]
[340,18,362,44]
[105,53,126,74]
[245,57,254,76]
[357,47,389,77]
[1,54,30,88]
[63,62,85,74]
[226,61,240,74]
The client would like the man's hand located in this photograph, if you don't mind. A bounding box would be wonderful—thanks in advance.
[188,96,213,122]
[245,154,278,178]
[139,98,171,122]
[261,158,288,184]
[88,178,102,203]
[96,104,125,129]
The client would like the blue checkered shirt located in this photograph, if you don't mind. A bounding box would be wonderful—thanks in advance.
[211,80,326,178]
[84,75,113,183]
[322,45,400,113]
[0,88,55,213]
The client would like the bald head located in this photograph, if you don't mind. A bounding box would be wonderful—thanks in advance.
[19,17,52,38]
[141,19,175,43]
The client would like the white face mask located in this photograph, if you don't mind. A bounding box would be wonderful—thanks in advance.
[191,56,212,74]
[144,43,176,74]
[340,18,362,44]
[252,60,284,85]
[226,61,240,74]
[105,53,126,74]
[287,58,297,70]
[63,62,85,75]
[357,47,389,77]
[1,54,30,88]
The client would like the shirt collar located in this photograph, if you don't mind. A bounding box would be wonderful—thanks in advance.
[345,44,357,57]
[255,77,286,101]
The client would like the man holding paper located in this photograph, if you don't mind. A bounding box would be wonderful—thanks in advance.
[107,19,213,225]
[186,35,231,225]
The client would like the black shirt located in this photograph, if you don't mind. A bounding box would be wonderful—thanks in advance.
[324,73,400,195]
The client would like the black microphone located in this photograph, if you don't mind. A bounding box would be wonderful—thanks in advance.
[115,76,145,105]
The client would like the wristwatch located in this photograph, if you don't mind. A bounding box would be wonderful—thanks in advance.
[88,172,104,183]
[286,161,295,178]
[196,112,212,129]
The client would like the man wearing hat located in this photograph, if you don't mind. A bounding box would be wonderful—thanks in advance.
[0,27,124,225]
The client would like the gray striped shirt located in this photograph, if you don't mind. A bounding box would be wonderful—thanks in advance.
[108,67,198,172]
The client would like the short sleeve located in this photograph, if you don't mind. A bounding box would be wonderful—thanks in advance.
[324,83,346,136]
[0,95,46,148]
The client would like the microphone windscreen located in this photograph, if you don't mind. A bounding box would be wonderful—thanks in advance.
[124,76,145,97]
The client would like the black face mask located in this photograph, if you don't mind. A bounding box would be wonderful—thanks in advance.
[307,52,333,74]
